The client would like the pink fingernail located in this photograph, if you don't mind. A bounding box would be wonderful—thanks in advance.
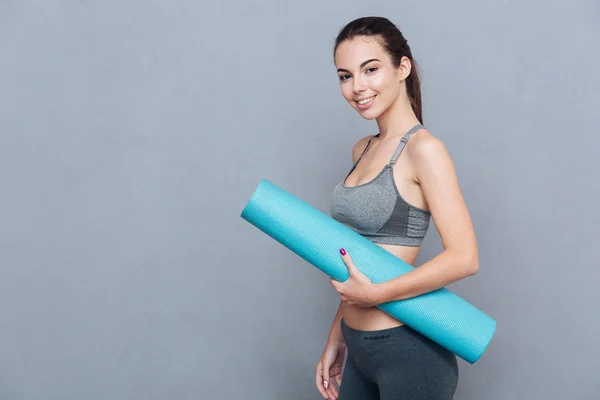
[340,248,346,255]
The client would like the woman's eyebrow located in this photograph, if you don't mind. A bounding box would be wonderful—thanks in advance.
[337,58,380,73]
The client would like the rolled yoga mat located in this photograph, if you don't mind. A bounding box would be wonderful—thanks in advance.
[240,178,496,364]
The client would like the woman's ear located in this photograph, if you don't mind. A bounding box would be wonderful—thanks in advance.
[398,56,412,81]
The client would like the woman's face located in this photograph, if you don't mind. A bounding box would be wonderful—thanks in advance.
[334,36,406,120]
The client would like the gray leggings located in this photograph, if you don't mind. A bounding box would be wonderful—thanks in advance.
[338,318,458,400]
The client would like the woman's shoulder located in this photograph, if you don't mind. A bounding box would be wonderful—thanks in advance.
[351,134,378,163]
[405,128,455,181]
[406,128,447,159]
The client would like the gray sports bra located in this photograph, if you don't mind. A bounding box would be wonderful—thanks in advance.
[330,124,431,246]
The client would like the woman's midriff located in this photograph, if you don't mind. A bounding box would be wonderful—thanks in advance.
[341,242,421,331]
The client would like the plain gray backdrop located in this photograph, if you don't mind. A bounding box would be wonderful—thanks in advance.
[1,0,599,399]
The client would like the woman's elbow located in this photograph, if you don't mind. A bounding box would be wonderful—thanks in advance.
[464,249,479,276]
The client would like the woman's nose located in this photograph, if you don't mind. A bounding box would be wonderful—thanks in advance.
[352,76,367,93]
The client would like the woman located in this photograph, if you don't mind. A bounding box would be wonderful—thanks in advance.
[315,17,479,400]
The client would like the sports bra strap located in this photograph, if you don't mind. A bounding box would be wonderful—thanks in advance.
[353,134,379,166]
[389,124,425,165]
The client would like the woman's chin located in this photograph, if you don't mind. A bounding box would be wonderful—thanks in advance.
[357,108,380,120]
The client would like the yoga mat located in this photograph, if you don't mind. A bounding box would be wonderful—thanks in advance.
[240,178,496,363]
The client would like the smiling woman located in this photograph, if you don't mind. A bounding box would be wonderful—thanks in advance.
[334,27,423,127]
[314,16,479,400]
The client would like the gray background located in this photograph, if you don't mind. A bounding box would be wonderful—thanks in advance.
[1,0,598,399]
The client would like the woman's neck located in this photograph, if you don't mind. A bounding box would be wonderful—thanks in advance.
[375,94,421,140]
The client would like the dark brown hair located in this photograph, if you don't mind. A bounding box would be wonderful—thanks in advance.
[334,17,423,124]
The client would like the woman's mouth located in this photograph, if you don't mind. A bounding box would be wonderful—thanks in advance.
[356,95,377,110]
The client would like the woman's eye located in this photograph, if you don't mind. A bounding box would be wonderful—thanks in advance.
[366,67,378,73]
[339,74,350,81]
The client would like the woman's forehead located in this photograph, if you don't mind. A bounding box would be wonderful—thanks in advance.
[335,38,386,68]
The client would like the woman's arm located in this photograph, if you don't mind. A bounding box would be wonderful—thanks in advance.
[326,300,346,345]
[373,133,479,304]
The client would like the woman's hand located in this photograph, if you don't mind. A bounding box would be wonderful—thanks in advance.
[330,248,377,308]
[316,342,346,400]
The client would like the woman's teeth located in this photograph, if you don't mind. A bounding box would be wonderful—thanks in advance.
[358,96,375,105]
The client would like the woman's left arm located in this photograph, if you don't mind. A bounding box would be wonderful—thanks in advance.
[373,134,479,305]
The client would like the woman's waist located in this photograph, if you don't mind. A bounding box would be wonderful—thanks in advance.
[341,303,405,331]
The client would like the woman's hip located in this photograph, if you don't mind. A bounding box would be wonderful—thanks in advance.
[340,317,458,384]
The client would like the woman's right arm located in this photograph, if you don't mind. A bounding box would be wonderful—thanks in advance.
[316,301,346,399]
[326,300,345,345]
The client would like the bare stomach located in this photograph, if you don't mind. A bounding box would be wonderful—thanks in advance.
[341,243,421,331]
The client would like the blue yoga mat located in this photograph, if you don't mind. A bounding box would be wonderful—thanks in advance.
[241,178,496,363]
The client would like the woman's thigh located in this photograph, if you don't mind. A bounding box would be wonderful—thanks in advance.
[338,354,379,400]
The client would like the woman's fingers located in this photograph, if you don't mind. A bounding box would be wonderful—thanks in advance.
[328,378,339,399]
[322,361,331,398]
[325,368,341,400]
[333,374,342,397]
[326,384,338,400]
[315,360,328,398]
[328,368,341,399]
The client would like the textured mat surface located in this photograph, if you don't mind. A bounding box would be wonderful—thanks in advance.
[241,179,496,363]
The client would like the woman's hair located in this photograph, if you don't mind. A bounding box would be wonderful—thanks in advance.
[333,17,423,124]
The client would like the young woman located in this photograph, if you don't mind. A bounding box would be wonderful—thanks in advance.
[315,17,479,400]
